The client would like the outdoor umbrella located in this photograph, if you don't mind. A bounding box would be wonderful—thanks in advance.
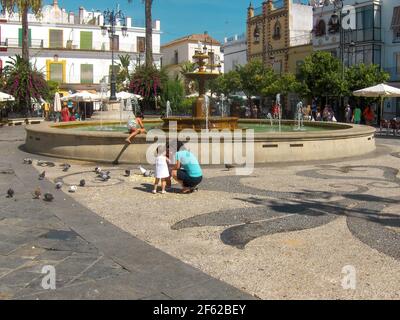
[62,91,101,120]
[0,91,15,102]
[106,91,143,101]
[54,92,62,112]
[353,83,400,121]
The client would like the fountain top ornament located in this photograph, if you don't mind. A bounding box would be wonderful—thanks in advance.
[162,42,238,132]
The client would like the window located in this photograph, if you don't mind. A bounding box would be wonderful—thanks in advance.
[174,50,178,65]
[356,5,380,42]
[396,53,400,74]
[81,64,93,84]
[392,7,400,42]
[80,31,93,50]
[49,29,63,48]
[273,20,281,40]
[315,20,326,37]
[137,37,145,53]
[18,28,32,47]
[49,63,63,83]
[253,24,260,43]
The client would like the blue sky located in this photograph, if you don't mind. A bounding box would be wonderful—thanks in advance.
[44,0,256,44]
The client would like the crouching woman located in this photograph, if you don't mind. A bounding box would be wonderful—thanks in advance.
[171,142,203,194]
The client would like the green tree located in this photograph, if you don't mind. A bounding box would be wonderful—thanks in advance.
[298,51,347,100]
[346,63,389,94]
[180,61,197,94]
[236,59,275,101]
[128,0,153,67]
[262,73,304,97]
[1,0,42,62]
[160,78,185,114]
[117,54,131,91]
[3,55,49,115]
[45,80,59,103]
[208,70,241,97]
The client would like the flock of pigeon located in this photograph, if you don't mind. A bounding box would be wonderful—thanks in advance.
[5,158,156,202]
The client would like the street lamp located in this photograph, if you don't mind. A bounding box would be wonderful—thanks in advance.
[102,7,128,101]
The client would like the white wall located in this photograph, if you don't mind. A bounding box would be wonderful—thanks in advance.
[222,36,247,73]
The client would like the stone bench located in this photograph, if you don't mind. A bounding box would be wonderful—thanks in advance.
[7,118,45,126]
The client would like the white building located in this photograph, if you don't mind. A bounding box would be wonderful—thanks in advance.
[222,34,247,73]
[312,0,400,119]
[0,0,162,92]
[161,34,224,79]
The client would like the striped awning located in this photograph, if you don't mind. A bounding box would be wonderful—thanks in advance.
[391,6,400,28]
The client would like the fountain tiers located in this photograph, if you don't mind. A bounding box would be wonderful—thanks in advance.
[162,52,239,132]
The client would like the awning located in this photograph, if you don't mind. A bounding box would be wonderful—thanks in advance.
[391,6,400,29]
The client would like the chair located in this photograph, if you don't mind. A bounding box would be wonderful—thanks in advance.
[380,119,390,135]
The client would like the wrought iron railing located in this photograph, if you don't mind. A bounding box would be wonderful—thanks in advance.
[5,38,160,53]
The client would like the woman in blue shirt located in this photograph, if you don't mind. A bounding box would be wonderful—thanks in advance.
[171,142,203,194]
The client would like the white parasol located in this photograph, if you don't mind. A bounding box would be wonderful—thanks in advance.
[353,83,400,120]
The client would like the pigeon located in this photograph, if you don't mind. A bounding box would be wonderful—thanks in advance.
[124,169,131,177]
[225,164,236,171]
[38,161,55,167]
[43,193,54,202]
[55,182,63,190]
[69,186,77,193]
[99,172,110,181]
[7,188,14,198]
[33,187,41,199]
[62,164,71,172]
[144,170,154,178]
[38,171,46,180]
[23,158,32,165]
[139,166,154,177]
[138,166,147,175]
[95,167,102,174]
[79,179,86,187]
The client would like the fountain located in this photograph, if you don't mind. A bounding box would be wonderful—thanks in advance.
[166,100,172,118]
[294,101,305,131]
[276,93,282,132]
[161,44,238,132]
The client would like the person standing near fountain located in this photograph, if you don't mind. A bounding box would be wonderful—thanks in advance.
[125,112,146,144]
[171,142,203,194]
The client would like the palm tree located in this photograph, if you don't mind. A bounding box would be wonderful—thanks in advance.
[128,0,154,67]
[1,1,42,62]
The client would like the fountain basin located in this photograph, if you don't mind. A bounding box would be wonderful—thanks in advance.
[162,116,239,131]
[24,120,376,164]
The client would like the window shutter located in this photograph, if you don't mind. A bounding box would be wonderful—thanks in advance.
[18,28,32,47]
[81,64,94,84]
[50,30,63,48]
[80,31,93,50]
[50,63,63,83]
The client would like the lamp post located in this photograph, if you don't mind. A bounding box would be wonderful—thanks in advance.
[102,7,128,101]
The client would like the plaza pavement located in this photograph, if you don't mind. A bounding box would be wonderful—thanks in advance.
[1,126,399,299]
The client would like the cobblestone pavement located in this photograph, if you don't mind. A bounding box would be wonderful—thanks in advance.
[0,126,253,300]
[1,126,399,299]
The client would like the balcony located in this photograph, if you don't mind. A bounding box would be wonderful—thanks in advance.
[4,38,160,54]
[290,34,312,47]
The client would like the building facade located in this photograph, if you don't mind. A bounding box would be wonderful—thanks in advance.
[0,0,162,92]
[247,0,313,75]
[222,34,247,73]
[312,0,400,119]
[161,34,224,79]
